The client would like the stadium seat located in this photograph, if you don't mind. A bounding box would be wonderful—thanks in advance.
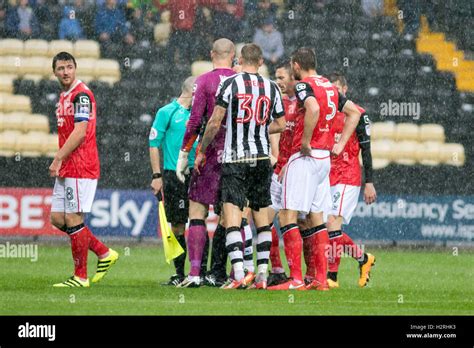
[0,74,15,93]
[76,58,97,76]
[1,112,28,131]
[2,95,31,113]
[0,130,20,152]
[0,39,24,56]
[160,10,170,23]
[154,23,171,46]
[22,74,45,83]
[15,131,44,157]
[419,123,445,143]
[97,75,120,86]
[73,40,100,59]
[392,141,418,165]
[77,75,94,84]
[191,61,213,76]
[0,56,21,75]
[18,57,50,77]
[23,114,49,133]
[416,141,441,166]
[235,42,245,58]
[259,64,269,78]
[48,40,74,58]
[440,143,465,166]
[371,122,395,140]
[94,59,120,79]
[23,40,49,57]
[42,133,58,156]
[395,123,419,141]
[371,140,393,169]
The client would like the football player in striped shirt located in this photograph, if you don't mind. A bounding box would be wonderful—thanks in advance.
[194,44,286,289]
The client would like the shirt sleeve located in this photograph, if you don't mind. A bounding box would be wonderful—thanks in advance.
[272,83,285,119]
[148,107,170,148]
[338,92,349,112]
[215,76,234,109]
[72,92,92,123]
[356,112,373,183]
[294,82,315,104]
[182,78,206,151]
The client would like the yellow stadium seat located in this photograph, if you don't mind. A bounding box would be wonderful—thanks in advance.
[23,39,49,57]
[15,131,44,157]
[154,23,171,46]
[3,95,31,113]
[98,75,119,86]
[0,56,22,74]
[419,124,445,143]
[371,140,394,169]
[0,74,15,93]
[1,112,28,131]
[440,143,465,166]
[371,122,395,140]
[42,133,58,156]
[22,74,44,83]
[415,141,441,166]
[259,64,269,78]
[94,59,120,79]
[0,130,20,152]
[0,39,24,56]
[392,141,418,165]
[48,40,74,58]
[191,61,213,77]
[73,40,100,59]
[18,57,50,77]
[76,58,97,76]
[235,43,245,58]
[23,114,49,133]
[160,10,171,23]
[395,123,419,141]
[77,75,94,84]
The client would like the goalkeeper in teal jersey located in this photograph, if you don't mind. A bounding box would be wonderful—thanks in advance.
[149,76,205,286]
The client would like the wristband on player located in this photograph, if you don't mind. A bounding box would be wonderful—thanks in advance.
[152,173,162,179]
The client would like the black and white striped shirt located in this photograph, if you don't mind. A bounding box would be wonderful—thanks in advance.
[215,72,285,163]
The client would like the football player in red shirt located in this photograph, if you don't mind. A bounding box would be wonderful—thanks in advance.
[267,61,298,286]
[326,72,377,289]
[49,52,118,288]
[269,48,361,290]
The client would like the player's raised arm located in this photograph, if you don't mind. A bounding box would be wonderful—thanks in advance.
[332,96,361,156]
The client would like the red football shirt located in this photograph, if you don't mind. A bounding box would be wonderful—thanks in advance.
[291,75,348,155]
[56,80,100,179]
[274,95,298,175]
[330,104,368,186]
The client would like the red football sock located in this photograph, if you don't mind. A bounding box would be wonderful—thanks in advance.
[305,227,329,285]
[282,225,302,281]
[68,225,89,279]
[86,226,109,258]
[270,224,283,272]
[342,232,364,260]
[303,234,316,279]
[328,238,342,273]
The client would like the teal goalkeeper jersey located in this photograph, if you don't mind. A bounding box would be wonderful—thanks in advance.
[149,99,197,171]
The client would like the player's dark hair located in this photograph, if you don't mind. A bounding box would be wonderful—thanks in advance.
[328,71,348,87]
[241,43,263,66]
[275,60,291,72]
[52,51,77,70]
[291,47,317,71]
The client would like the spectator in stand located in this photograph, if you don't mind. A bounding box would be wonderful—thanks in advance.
[156,0,219,65]
[247,0,278,29]
[95,0,134,55]
[0,0,7,38]
[59,5,84,40]
[361,0,384,17]
[6,0,41,39]
[34,0,57,40]
[212,0,244,43]
[72,0,95,40]
[253,16,283,75]
[128,0,158,44]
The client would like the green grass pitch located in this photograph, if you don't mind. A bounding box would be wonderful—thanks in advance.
[1,244,473,315]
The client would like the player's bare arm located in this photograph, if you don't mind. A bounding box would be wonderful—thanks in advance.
[194,105,226,172]
[149,147,162,195]
[49,121,87,177]
[269,116,285,135]
[269,132,280,167]
[301,96,320,156]
[332,101,361,156]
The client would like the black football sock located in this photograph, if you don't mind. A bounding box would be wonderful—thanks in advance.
[174,234,187,277]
